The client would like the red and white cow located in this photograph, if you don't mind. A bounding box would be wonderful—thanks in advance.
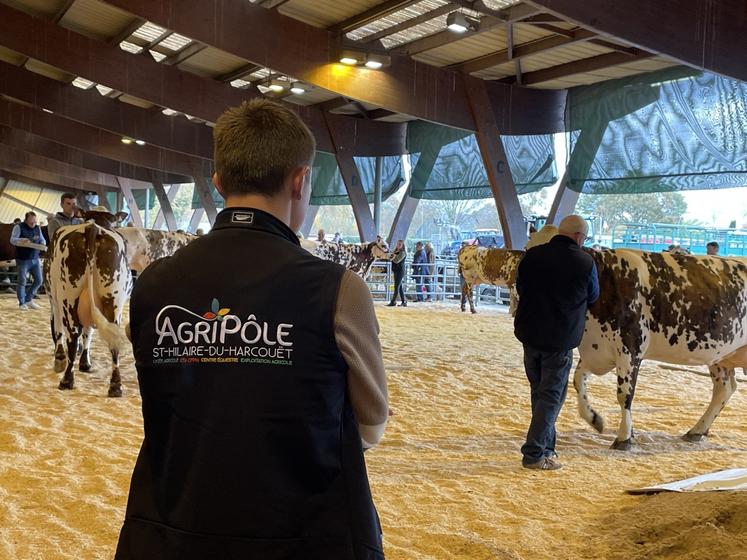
[575,249,747,449]
[302,236,392,278]
[117,227,195,273]
[46,211,132,397]
[458,224,558,314]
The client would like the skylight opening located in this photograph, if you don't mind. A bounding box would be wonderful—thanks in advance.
[133,21,167,42]
[72,77,95,89]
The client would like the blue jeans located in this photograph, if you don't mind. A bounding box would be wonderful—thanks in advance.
[16,258,43,305]
[521,346,573,464]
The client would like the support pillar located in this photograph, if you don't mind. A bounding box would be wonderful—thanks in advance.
[153,183,181,230]
[465,77,527,249]
[189,162,218,226]
[321,111,376,242]
[547,123,607,225]
[300,204,319,238]
[116,177,143,227]
[188,208,205,233]
[0,176,9,198]
[150,174,178,231]
[373,156,383,234]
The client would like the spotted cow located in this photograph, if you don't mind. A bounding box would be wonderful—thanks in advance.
[458,245,524,314]
[116,228,196,273]
[575,249,747,449]
[303,236,392,278]
[45,211,132,397]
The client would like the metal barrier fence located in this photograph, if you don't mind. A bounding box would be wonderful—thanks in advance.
[365,256,509,308]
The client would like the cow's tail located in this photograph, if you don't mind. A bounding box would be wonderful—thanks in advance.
[85,223,128,352]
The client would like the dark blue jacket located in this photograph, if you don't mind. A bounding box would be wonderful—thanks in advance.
[411,248,427,273]
[514,235,599,352]
[116,208,384,560]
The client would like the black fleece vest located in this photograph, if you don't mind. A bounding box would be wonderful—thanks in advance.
[116,208,384,560]
[514,235,594,352]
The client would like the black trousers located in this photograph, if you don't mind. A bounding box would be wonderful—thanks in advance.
[390,268,406,303]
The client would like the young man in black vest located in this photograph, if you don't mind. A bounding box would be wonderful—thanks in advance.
[10,211,46,310]
[514,215,599,470]
[116,99,389,559]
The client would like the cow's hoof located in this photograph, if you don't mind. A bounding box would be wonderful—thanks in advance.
[79,362,92,373]
[108,386,123,398]
[611,438,632,451]
[53,359,66,373]
[591,413,605,433]
[460,307,465,312]
[470,309,477,314]
[682,431,707,443]
[58,379,74,391]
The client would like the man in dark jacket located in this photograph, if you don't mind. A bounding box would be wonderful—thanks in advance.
[116,99,389,559]
[411,241,427,302]
[47,192,84,242]
[514,215,599,470]
[10,211,46,310]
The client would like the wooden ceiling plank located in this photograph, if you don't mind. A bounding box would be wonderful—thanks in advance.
[332,0,423,33]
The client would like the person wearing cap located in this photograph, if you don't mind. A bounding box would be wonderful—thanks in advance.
[116,99,389,559]
[514,214,599,470]
[10,211,46,310]
[47,192,84,242]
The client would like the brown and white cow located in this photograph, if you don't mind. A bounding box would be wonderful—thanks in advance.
[458,245,524,314]
[575,249,747,449]
[46,211,132,397]
[116,227,195,273]
[303,236,392,278]
[458,224,558,314]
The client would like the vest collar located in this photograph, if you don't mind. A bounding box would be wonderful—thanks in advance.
[211,207,300,246]
[550,234,578,247]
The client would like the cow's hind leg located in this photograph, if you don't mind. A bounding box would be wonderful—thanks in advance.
[107,349,122,398]
[58,330,80,391]
[461,281,476,314]
[611,358,642,451]
[78,327,93,372]
[573,360,604,433]
[683,365,737,442]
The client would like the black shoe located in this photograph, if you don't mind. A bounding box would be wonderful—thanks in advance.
[400,302,407,307]
[386,301,396,307]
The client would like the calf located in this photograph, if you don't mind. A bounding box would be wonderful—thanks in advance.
[575,249,747,449]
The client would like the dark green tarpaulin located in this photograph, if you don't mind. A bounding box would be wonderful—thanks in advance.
[565,66,747,194]
[406,121,557,200]
[132,189,157,210]
[309,152,404,206]
[190,182,223,209]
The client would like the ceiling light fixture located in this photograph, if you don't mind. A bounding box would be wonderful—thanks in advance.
[135,139,146,146]
[121,137,133,144]
[446,11,479,33]
[364,52,391,70]
[338,48,365,66]
[162,108,179,116]
[268,79,286,93]
[290,82,308,95]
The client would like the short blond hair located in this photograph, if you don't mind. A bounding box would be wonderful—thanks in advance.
[213,99,316,196]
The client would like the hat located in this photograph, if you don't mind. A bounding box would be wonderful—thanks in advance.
[91,205,109,212]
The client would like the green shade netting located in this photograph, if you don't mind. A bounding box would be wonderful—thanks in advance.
[566,65,747,194]
[310,152,404,206]
[406,121,557,200]
[132,189,157,210]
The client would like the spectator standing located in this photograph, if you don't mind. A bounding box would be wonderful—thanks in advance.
[10,211,46,310]
[411,241,427,302]
[706,241,719,256]
[317,228,326,242]
[387,239,407,307]
[424,242,435,302]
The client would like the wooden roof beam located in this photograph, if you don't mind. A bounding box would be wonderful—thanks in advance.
[0,125,189,185]
[359,4,457,44]
[498,50,654,86]
[52,0,76,23]
[393,3,542,56]
[453,28,596,74]
[524,0,747,83]
[102,0,539,131]
[332,0,423,34]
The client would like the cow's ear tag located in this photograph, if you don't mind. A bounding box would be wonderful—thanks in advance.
[231,211,254,225]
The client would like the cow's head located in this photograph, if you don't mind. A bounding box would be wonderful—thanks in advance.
[369,235,391,260]
[83,210,129,230]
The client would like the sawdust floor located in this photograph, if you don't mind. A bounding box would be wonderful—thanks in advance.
[1,295,746,560]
